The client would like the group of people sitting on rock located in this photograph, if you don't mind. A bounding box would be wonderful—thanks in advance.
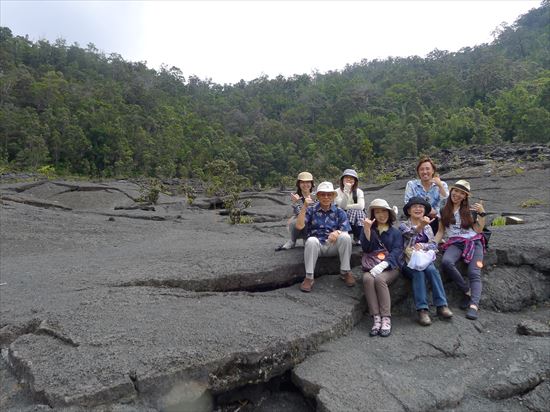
[276,157,488,337]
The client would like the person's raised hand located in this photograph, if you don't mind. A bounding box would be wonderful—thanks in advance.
[431,175,442,186]
[290,193,300,203]
[419,216,434,228]
[363,217,375,231]
[471,200,485,214]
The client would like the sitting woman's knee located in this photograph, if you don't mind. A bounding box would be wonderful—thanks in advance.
[363,272,374,285]
[441,257,454,270]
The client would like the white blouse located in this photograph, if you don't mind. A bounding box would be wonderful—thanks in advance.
[447,210,477,239]
[335,188,365,210]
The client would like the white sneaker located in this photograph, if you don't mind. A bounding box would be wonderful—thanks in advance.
[275,240,296,251]
[282,240,296,249]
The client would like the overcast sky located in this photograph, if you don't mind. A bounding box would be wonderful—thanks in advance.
[0,0,542,85]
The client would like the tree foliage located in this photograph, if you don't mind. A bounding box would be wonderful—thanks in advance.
[0,3,548,184]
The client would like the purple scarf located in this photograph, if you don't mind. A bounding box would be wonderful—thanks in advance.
[441,233,484,263]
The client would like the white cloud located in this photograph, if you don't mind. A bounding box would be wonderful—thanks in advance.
[1,0,542,84]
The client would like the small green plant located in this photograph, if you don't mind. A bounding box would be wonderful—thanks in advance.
[237,215,254,224]
[138,178,163,205]
[0,164,11,174]
[520,199,543,208]
[202,159,253,224]
[181,183,196,205]
[37,165,57,179]
[512,166,525,175]
[224,196,253,224]
[491,216,507,227]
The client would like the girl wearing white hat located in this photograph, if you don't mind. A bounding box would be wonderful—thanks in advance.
[276,171,315,251]
[335,169,366,246]
[435,180,487,320]
[360,199,403,337]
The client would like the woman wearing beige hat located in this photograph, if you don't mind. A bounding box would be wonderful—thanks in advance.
[361,199,403,337]
[435,180,487,320]
[276,171,315,251]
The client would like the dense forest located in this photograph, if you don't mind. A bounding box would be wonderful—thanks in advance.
[0,2,548,186]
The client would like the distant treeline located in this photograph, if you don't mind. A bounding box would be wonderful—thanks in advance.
[0,2,548,185]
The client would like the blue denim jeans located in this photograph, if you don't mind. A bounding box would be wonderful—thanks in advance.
[403,263,448,310]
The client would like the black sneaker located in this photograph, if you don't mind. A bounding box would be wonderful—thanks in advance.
[465,306,479,320]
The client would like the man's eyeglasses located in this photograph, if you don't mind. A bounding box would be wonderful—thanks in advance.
[317,193,333,198]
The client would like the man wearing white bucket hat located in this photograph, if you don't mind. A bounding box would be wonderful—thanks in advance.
[295,181,354,292]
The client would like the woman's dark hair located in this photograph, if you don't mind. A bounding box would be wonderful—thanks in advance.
[416,156,437,177]
[440,188,474,228]
[296,179,314,198]
[369,208,395,227]
[339,175,358,202]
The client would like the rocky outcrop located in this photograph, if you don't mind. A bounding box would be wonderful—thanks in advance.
[0,157,549,411]
[375,143,550,181]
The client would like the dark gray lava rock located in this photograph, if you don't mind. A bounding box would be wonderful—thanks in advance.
[1,155,549,411]
[517,319,550,337]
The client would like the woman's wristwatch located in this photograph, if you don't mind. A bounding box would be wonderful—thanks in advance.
[478,212,487,217]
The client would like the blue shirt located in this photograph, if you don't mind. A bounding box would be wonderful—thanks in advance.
[360,226,404,269]
[305,203,351,244]
[291,195,318,216]
[404,179,449,216]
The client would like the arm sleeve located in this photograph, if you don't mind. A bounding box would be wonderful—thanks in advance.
[398,221,415,247]
[291,201,302,216]
[420,225,438,251]
[404,181,414,205]
[438,181,449,212]
[384,229,404,269]
[360,227,379,253]
[335,188,348,209]
[338,208,352,232]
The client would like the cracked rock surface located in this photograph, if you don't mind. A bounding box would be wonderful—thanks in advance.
[292,309,550,412]
[1,162,549,411]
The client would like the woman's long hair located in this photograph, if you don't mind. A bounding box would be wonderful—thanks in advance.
[440,189,474,229]
[296,180,314,198]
